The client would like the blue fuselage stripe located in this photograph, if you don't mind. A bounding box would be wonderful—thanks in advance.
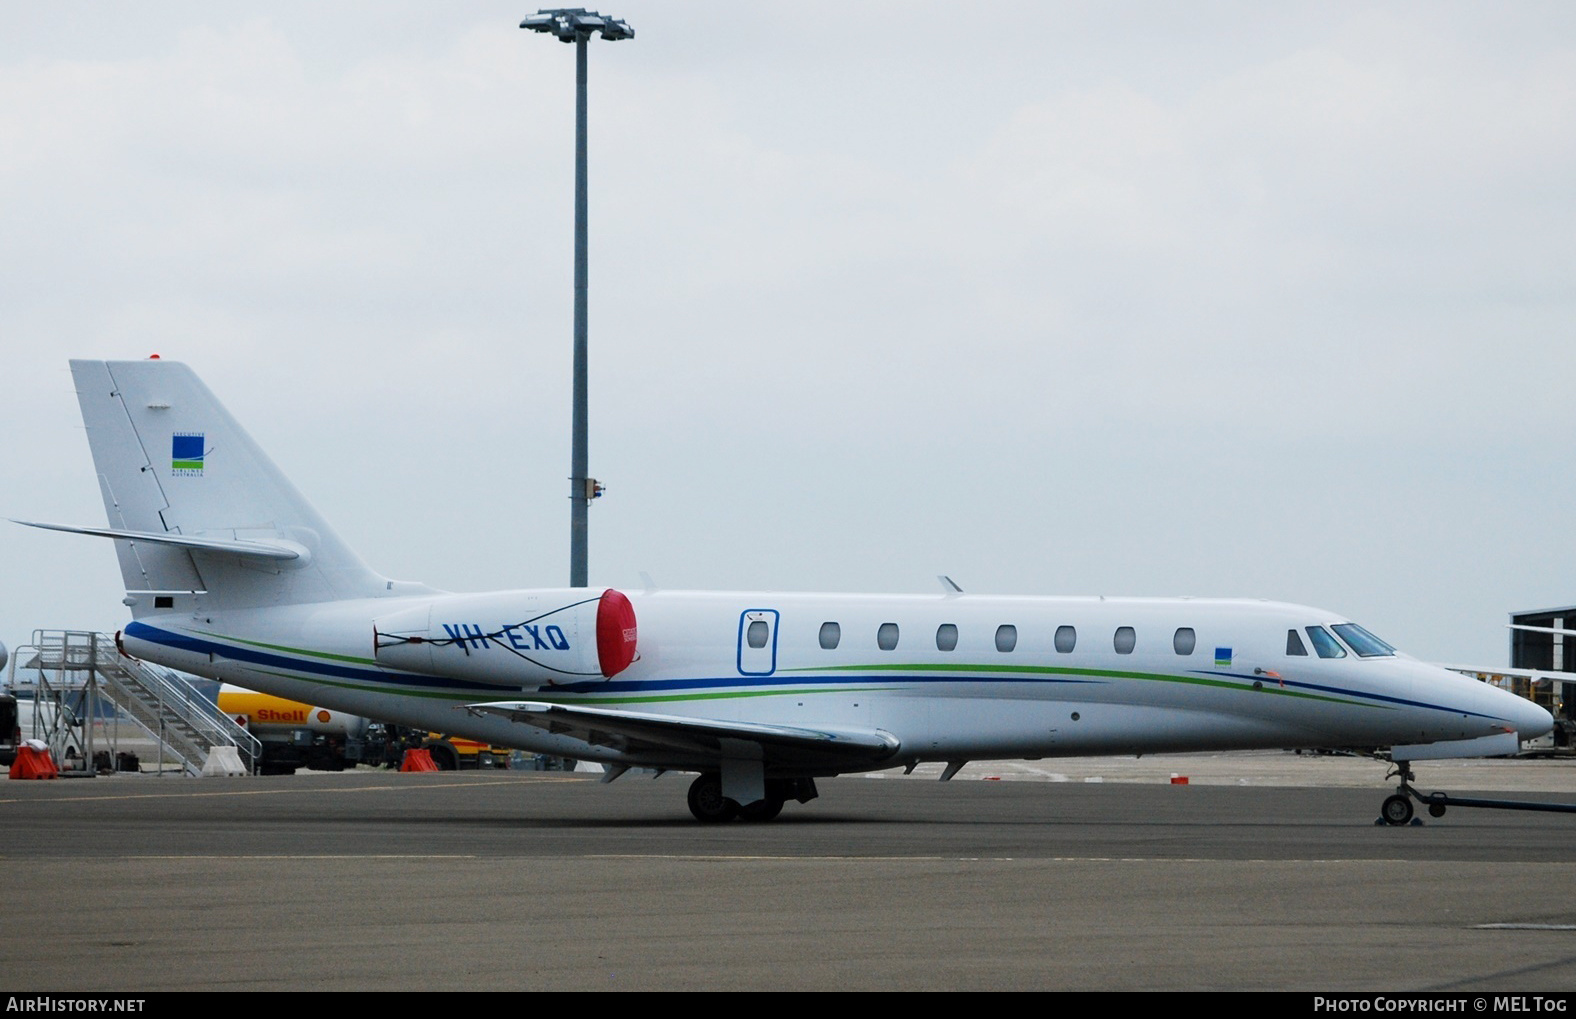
[1191,669,1500,721]
[125,621,503,693]
[124,622,1106,694]
[122,622,1500,720]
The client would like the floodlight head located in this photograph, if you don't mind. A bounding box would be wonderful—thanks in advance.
[521,8,634,44]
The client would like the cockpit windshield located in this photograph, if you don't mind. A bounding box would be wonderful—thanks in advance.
[1331,623,1397,658]
[1305,626,1347,659]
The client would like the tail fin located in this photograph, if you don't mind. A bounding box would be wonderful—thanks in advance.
[67,359,391,613]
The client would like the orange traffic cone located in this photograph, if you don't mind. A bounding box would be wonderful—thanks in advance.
[10,742,58,780]
[401,747,440,772]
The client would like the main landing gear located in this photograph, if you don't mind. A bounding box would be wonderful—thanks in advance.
[686,773,816,823]
[1377,759,1576,826]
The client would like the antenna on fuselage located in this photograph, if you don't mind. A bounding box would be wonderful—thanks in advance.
[938,575,963,594]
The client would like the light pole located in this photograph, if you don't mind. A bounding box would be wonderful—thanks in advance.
[520,8,633,589]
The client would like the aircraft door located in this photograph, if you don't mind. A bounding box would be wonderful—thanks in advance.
[737,609,779,677]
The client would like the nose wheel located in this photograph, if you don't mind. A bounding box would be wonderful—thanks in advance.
[1380,793,1414,825]
[1377,761,1426,826]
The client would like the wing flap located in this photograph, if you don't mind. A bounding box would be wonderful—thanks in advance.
[465,700,900,767]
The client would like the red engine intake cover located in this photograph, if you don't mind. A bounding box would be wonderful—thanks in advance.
[595,588,638,678]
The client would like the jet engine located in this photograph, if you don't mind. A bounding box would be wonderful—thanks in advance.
[373,587,637,686]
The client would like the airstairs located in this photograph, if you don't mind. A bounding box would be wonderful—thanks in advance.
[7,630,260,776]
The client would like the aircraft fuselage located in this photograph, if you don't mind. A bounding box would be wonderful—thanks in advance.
[119,590,1543,773]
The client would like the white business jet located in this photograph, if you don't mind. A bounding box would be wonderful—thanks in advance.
[18,360,1552,823]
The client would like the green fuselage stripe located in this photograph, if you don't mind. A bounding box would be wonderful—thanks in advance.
[211,633,1380,711]
[196,629,381,666]
[785,662,1379,708]
[246,668,885,706]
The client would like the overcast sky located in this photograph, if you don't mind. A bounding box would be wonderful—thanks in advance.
[3,2,1575,667]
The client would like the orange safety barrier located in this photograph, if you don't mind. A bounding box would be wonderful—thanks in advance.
[10,744,58,780]
[400,747,440,772]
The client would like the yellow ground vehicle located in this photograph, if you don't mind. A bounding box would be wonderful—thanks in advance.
[218,685,369,774]
[422,734,511,771]
[218,685,513,774]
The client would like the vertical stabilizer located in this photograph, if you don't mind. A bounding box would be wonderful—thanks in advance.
[71,359,390,611]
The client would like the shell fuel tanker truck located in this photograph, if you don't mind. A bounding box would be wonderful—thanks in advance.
[217,684,511,774]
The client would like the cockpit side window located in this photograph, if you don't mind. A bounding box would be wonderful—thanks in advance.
[1305,626,1347,659]
[1286,629,1308,656]
[1331,623,1396,658]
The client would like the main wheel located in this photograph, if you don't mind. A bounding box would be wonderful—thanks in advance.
[687,773,739,823]
[738,796,785,822]
[1381,794,1414,826]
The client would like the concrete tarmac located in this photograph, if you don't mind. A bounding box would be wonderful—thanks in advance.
[3,754,1575,991]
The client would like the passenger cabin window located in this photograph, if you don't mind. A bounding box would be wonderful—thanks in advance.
[1114,626,1136,655]
[746,620,769,649]
[1173,627,1196,655]
[1305,626,1347,659]
[1286,629,1308,656]
[819,622,840,650]
[877,622,900,651]
[1331,623,1396,658]
[1055,625,1076,653]
[936,624,958,652]
[995,625,1017,653]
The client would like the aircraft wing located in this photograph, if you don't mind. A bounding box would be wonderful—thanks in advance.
[463,700,901,769]
[1438,663,1573,685]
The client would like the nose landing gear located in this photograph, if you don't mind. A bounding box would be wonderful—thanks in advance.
[1377,761,1424,826]
[1377,758,1576,826]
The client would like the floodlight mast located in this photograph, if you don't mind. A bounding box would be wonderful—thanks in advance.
[521,9,633,588]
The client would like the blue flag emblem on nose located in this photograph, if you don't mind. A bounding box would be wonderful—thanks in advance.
[172,433,205,474]
[1214,647,1232,667]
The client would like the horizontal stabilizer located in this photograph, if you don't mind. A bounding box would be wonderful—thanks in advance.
[465,700,900,766]
[13,520,306,562]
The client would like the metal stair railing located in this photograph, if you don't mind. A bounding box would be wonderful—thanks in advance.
[18,630,260,775]
[96,640,262,775]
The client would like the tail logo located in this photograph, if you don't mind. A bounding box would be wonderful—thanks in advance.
[171,432,205,475]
